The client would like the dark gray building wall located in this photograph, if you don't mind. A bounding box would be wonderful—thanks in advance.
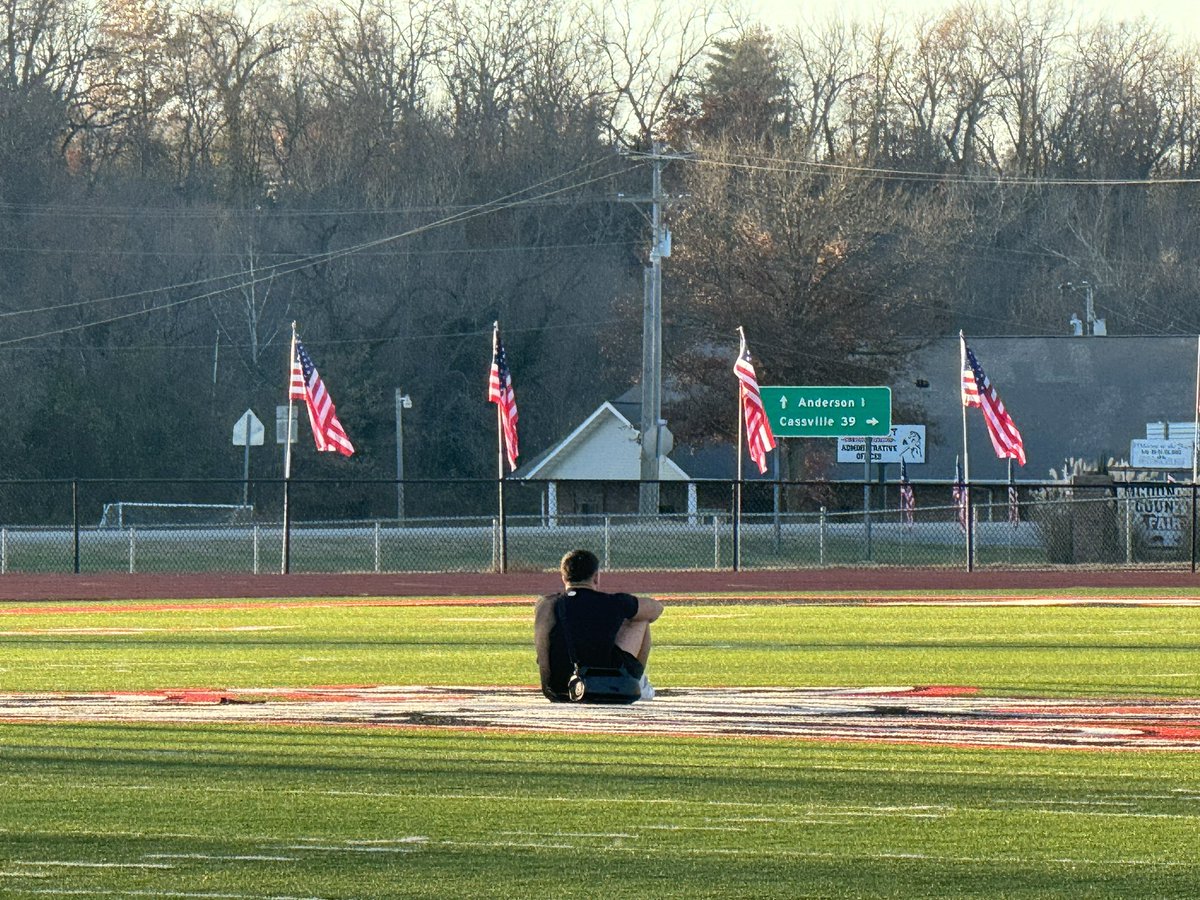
[829,335,1198,483]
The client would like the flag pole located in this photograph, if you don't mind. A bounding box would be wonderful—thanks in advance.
[733,327,746,571]
[1192,333,1199,484]
[281,321,298,574]
[1007,457,1015,526]
[959,331,973,570]
[494,322,508,573]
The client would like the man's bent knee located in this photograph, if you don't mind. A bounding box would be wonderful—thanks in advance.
[615,620,650,661]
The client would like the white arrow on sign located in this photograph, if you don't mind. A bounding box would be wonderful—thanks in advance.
[779,396,788,409]
[866,417,879,426]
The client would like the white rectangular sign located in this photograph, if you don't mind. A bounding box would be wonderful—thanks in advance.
[1130,439,1193,470]
[837,425,926,464]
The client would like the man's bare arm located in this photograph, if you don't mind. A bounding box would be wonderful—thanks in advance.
[533,596,557,671]
[631,595,663,622]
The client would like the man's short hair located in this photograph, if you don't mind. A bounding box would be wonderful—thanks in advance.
[560,549,600,584]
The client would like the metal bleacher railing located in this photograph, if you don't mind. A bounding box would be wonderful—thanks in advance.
[0,477,1194,574]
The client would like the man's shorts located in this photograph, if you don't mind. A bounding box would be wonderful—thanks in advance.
[611,647,644,679]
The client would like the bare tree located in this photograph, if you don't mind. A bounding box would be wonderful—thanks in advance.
[585,0,729,148]
[979,0,1067,176]
[783,17,864,160]
[1048,19,1178,178]
[176,1,288,200]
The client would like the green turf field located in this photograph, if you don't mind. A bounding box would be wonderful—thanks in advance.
[1,595,1198,898]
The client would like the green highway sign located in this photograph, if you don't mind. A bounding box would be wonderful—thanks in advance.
[759,386,892,438]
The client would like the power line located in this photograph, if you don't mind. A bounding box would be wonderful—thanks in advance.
[0,193,629,220]
[0,156,643,343]
[0,239,640,260]
[0,316,632,353]
[674,148,1200,187]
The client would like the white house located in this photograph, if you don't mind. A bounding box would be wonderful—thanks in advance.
[517,401,698,523]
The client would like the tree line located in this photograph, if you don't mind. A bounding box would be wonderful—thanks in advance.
[3,0,1200,499]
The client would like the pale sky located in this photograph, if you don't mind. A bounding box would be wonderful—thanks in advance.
[754,0,1200,42]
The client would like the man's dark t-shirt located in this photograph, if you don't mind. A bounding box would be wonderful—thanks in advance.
[534,587,639,701]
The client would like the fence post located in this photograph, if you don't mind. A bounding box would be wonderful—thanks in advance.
[128,527,135,574]
[970,505,978,571]
[604,516,611,569]
[966,488,975,573]
[819,506,826,567]
[496,479,508,574]
[253,525,259,574]
[374,521,381,574]
[1125,493,1133,565]
[281,479,292,575]
[732,481,741,572]
[1,527,6,574]
[1185,482,1195,573]
[713,514,720,569]
[863,438,872,562]
[72,479,80,575]
[491,518,499,572]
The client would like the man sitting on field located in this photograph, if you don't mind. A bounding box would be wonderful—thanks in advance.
[534,549,663,702]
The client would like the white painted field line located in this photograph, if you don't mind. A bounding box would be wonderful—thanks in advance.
[281,845,418,854]
[821,810,949,820]
[10,890,332,899]
[1146,673,1200,680]
[426,839,1199,867]
[1008,809,1200,820]
[15,861,173,870]
[428,839,579,851]
[279,787,1197,820]
[143,854,297,862]
[497,830,638,838]
[996,798,1138,808]
[805,761,1190,782]
[0,626,298,636]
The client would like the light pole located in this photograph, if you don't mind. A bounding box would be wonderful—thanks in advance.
[395,389,412,522]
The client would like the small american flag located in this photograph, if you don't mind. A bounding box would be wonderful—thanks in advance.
[489,322,519,471]
[960,332,1026,466]
[899,459,915,528]
[289,334,354,457]
[734,327,777,475]
[952,457,967,532]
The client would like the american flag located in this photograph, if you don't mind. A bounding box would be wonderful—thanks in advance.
[734,327,777,475]
[952,457,967,531]
[489,322,519,471]
[960,332,1026,466]
[899,458,914,528]
[289,335,355,457]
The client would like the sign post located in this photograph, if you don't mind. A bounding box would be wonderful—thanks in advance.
[232,408,265,505]
[759,386,892,438]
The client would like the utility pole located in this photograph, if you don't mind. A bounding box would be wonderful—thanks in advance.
[620,142,675,516]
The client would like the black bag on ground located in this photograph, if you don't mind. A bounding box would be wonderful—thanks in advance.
[567,664,641,704]
[557,596,642,704]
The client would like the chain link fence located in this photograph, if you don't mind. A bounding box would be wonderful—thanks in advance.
[0,477,1192,574]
